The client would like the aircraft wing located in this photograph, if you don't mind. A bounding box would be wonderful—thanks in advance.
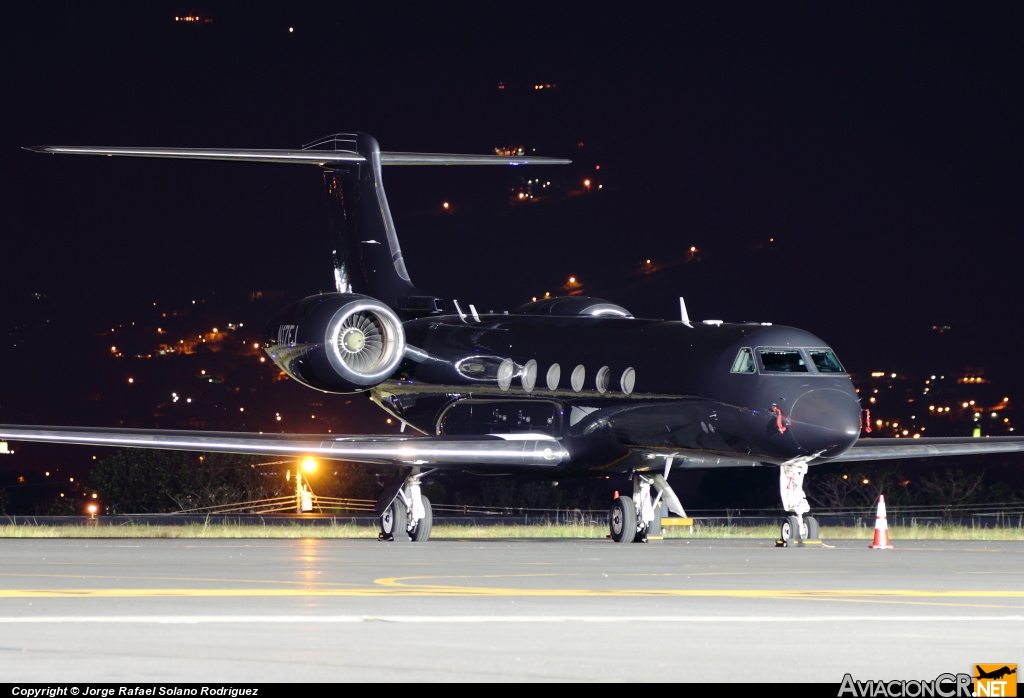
[0,425,567,469]
[827,436,1024,462]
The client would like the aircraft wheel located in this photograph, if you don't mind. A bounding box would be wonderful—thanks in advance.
[780,515,801,544]
[380,498,408,541]
[410,496,433,542]
[610,496,637,543]
[805,515,820,541]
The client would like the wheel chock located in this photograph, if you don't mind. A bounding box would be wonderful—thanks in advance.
[776,538,823,547]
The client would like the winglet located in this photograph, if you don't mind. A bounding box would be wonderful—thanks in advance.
[679,297,693,328]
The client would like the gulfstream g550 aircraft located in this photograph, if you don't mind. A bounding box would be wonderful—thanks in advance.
[4,133,1023,543]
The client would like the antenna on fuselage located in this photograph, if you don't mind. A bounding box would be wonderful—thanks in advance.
[679,297,693,328]
[452,299,468,322]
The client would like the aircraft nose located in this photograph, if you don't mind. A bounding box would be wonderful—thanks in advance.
[788,388,861,457]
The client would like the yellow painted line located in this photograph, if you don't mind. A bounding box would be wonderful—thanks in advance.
[0,569,832,587]
[0,587,1023,599]
[0,572,363,588]
[2,614,1024,625]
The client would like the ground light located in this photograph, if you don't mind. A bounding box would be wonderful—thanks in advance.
[296,457,317,513]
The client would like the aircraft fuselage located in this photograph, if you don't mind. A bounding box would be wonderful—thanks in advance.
[368,314,862,475]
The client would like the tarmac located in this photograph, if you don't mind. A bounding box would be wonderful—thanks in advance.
[0,537,1022,682]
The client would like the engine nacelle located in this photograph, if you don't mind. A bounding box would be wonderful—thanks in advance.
[264,293,406,393]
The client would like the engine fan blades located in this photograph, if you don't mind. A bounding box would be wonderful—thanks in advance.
[337,312,387,372]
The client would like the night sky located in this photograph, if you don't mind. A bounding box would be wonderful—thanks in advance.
[2,3,1022,403]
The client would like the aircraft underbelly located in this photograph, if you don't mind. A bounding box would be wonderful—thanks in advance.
[599,399,793,460]
[370,385,796,472]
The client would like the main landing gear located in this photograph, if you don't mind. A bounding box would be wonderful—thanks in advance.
[777,456,821,547]
[609,495,641,543]
[379,475,433,542]
[609,469,686,543]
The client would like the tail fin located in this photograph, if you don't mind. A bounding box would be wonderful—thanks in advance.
[304,133,437,315]
[27,134,569,316]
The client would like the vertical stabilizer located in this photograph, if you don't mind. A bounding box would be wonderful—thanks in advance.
[306,133,444,317]
[27,134,568,318]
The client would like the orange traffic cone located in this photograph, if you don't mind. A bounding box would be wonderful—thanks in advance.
[869,494,894,549]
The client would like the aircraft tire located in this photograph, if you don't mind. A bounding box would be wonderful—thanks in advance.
[380,498,408,541]
[610,496,637,543]
[780,516,801,544]
[778,511,802,544]
[805,515,820,541]
[410,496,433,542]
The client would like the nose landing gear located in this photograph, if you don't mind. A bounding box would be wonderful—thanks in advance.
[777,456,822,547]
[779,514,819,544]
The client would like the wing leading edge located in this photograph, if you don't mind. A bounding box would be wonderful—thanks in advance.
[0,425,567,469]
[827,436,1024,463]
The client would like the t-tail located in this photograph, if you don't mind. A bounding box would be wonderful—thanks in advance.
[309,133,428,313]
[26,133,570,317]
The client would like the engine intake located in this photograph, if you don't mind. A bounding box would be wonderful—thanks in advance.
[264,293,406,393]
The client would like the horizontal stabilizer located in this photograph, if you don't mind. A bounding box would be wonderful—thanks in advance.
[0,425,568,469]
[25,146,570,167]
[24,145,365,165]
[379,152,571,166]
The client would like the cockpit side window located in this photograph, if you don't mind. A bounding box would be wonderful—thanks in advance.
[758,349,808,373]
[809,349,845,373]
[730,348,756,373]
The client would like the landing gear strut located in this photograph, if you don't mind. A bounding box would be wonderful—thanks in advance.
[777,457,820,546]
[379,474,433,542]
[609,467,685,544]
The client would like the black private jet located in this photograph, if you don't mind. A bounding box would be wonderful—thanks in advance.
[4,133,1023,543]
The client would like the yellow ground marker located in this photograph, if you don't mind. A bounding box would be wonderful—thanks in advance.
[0,587,1022,599]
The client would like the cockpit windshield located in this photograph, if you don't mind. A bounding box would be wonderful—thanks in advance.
[758,349,808,373]
[730,348,756,373]
[745,347,847,374]
[808,349,845,373]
